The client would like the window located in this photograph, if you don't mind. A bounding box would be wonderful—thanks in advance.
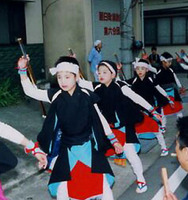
[144,16,188,46]
[0,2,26,45]
[144,19,157,44]
[158,18,171,44]
[172,17,186,44]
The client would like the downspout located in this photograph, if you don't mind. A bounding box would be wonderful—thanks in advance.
[120,0,134,79]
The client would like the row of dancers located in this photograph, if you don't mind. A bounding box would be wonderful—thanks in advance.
[0,50,185,200]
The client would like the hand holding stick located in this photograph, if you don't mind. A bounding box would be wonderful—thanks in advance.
[17,38,47,118]
[162,167,170,195]
[68,48,85,79]
[114,53,126,80]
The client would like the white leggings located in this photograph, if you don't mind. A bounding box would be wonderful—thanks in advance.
[123,143,145,183]
[155,131,167,150]
[57,174,114,200]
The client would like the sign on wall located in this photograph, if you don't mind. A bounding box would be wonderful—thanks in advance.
[91,0,121,62]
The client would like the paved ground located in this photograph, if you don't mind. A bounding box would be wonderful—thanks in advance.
[0,73,188,200]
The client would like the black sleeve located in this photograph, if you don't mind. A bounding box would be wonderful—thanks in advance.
[116,80,132,87]
[87,90,100,104]
[47,88,60,102]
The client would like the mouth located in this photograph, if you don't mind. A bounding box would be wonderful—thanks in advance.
[61,85,67,89]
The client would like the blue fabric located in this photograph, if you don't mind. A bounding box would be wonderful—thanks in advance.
[88,47,102,73]
[165,87,175,98]
[137,132,157,139]
[48,182,61,197]
[48,140,115,197]
[182,192,188,200]
[68,140,92,171]
[105,174,115,187]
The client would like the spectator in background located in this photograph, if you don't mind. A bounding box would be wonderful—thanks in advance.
[163,116,188,200]
[88,40,102,81]
[149,46,161,69]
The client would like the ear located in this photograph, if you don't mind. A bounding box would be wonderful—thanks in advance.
[112,73,116,79]
[184,147,188,156]
[76,74,80,81]
[146,69,149,72]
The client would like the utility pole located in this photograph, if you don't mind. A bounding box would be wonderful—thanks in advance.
[120,0,134,79]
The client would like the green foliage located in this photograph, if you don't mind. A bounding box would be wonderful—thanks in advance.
[0,78,23,107]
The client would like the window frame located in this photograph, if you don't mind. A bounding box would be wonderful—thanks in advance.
[0,1,26,45]
[144,15,188,46]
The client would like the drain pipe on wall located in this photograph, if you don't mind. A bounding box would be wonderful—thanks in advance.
[120,0,134,79]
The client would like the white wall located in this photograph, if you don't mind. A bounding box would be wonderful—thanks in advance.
[91,0,121,62]
[25,0,43,44]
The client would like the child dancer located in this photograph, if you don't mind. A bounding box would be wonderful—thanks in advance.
[155,52,183,119]
[17,56,123,200]
[0,121,47,200]
[128,58,172,156]
[78,60,163,193]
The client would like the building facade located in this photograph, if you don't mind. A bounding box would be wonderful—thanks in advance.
[3,1,181,82]
[144,0,188,62]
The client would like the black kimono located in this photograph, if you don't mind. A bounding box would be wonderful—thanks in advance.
[37,85,114,198]
[92,81,143,144]
[154,66,183,115]
[128,75,169,108]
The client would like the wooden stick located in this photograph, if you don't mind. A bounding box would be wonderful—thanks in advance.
[114,53,126,80]
[161,167,170,195]
[17,38,47,118]
[68,48,85,79]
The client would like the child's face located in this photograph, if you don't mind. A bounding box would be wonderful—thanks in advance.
[175,139,188,172]
[135,66,148,79]
[57,71,77,95]
[162,60,172,69]
[98,65,115,86]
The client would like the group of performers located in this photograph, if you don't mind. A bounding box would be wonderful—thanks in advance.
[0,48,186,200]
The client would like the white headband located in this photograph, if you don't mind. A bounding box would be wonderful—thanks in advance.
[133,58,149,69]
[160,56,173,62]
[99,61,116,75]
[49,62,79,76]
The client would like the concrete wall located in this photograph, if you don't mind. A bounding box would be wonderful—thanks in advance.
[42,0,93,79]
[25,0,43,44]
[91,0,121,62]
[132,2,142,42]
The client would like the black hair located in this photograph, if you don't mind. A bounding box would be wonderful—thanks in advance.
[176,116,188,150]
[54,56,80,67]
[98,60,117,75]
[161,52,173,59]
[138,58,149,65]
[151,46,157,51]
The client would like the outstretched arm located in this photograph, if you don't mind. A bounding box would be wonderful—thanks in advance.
[17,57,50,103]
[121,84,162,123]
[94,104,123,154]
[0,121,47,169]
[78,78,94,91]
[121,84,152,111]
